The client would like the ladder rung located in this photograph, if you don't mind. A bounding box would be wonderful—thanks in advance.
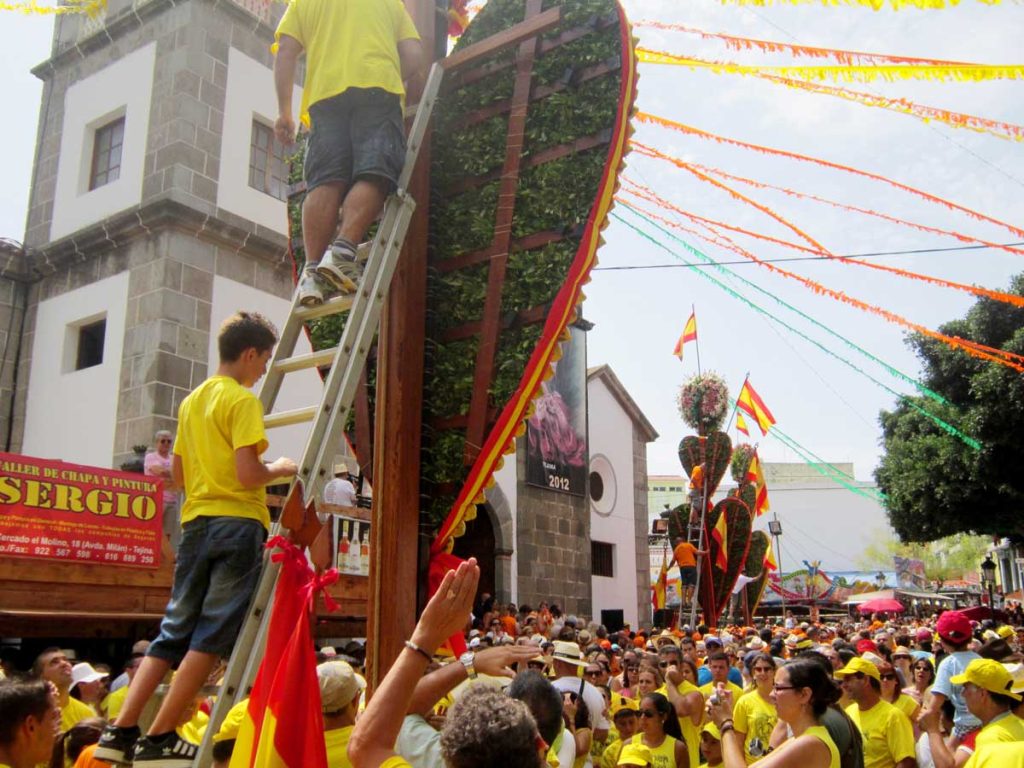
[264,406,318,429]
[295,294,355,321]
[272,347,338,374]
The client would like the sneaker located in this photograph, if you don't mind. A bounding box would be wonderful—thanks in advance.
[315,246,363,294]
[131,732,198,768]
[297,268,328,307]
[94,724,140,764]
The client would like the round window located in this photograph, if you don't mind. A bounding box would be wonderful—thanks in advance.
[589,471,604,502]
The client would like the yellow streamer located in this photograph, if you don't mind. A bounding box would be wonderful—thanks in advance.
[718,0,1002,9]
[0,0,103,14]
[637,48,1024,83]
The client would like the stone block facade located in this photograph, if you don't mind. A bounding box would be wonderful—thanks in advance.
[515,441,592,618]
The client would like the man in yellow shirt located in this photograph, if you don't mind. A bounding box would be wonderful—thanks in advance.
[30,649,94,733]
[835,657,915,768]
[319,660,365,767]
[950,658,1024,749]
[699,653,744,704]
[97,312,297,768]
[272,0,425,306]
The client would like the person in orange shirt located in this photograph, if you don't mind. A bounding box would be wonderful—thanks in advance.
[673,538,708,606]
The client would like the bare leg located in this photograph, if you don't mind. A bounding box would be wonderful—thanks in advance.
[302,182,346,263]
[337,177,389,245]
[113,655,171,728]
[147,650,219,735]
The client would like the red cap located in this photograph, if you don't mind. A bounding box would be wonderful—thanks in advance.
[915,627,933,642]
[937,611,972,644]
[856,639,879,655]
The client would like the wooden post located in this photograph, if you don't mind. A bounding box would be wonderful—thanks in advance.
[365,0,436,692]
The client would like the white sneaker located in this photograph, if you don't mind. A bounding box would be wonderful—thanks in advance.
[298,268,328,307]
[316,247,363,294]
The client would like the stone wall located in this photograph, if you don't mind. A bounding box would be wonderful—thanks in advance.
[515,441,592,618]
[0,247,31,452]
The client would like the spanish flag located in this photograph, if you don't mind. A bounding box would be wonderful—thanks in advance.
[672,312,698,360]
[711,513,728,570]
[744,450,770,517]
[736,379,776,436]
[230,539,328,768]
[736,412,750,437]
[652,554,668,610]
[764,541,778,571]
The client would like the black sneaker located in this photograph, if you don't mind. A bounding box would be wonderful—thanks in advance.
[130,733,198,768]
[94,724,140,764]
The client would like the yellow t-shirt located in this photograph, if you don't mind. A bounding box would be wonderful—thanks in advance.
[324,725,354,768]
[381,758,412,768]
[974,711,1024,749]
[176,376,270,528]
[102,686,128,720]
[61,696,96,732]
[178,709,208,745]
[845,700,915,768]
[965,741,1024,768]
[274,0,420,125]
[600,739,623,768]
[654,682,701,768]
[699,681,745,703]
[892,693,919,721]
[802,725,841,768]
[732,689,778,764]
[630,733,679,768]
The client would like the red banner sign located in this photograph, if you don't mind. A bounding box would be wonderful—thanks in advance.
[0,452,163,568]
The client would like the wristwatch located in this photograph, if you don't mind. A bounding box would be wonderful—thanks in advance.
[459,651,478,680]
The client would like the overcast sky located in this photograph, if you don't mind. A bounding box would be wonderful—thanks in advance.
[2,1,1022,493]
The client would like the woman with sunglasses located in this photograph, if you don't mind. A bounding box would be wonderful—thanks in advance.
[706,658,841,768]
[878,662,921,724]
[630,692,688,768]
[904,657,935,709]
[733,653,778,764]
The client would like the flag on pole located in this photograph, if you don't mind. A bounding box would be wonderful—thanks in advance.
[736,412,750,437]
[652,554,668,610]
[230,539,331,768]
[744,450,770,516]
[764,541,778,571]
[736,379,777,435]
[711,513,728,570]
[672,312,698,360]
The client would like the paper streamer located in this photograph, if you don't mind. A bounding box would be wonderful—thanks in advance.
[635,111,1024,241]
[769,428,888,502]
[638,48,1024,84]
[634,21,975,67]
[630,147,1024,371]
[623,174,1024,309]
[0,0,103,14]
[612,204,982,450]
[718,0,1005,10]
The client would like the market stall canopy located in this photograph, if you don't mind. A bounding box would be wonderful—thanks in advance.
[858,598,905,614]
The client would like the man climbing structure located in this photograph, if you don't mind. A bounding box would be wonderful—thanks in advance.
[272,0,426,307]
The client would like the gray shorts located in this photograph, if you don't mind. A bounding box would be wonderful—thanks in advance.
[148,516,266,662]
[304,87,405,193]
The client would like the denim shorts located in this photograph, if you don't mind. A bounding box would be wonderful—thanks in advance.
[304,87,405,193]
[148,516,266,663]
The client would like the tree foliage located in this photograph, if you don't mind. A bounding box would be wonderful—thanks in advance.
[875,273,1024,542]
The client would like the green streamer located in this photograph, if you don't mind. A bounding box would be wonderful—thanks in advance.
[770,427,888,503]
[611,208,982,451]
[619,201,949,407]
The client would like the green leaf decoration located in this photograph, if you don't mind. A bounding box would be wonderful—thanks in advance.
[744,531,772,619]
[678,431,732,498]
[711,496,753,618]
[730,443,756,483]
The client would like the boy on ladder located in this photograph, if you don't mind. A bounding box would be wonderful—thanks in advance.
[96,312,298,767]
[271,0,425,307]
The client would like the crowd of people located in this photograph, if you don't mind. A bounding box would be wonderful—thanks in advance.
[6,565,1024,768]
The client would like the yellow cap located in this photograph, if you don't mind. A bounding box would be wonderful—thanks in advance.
[214,700,249,742]
[618,743,653,766]
[997,625,1014,639]
[702,721,723,740]
[834,656,881,681]
[950,658,1022,701]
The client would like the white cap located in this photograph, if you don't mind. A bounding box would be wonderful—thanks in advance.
[71,662,108,689]
[317,660,364,712]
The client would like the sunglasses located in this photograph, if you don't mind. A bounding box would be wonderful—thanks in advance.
[639,709,658,718]
[585,669,602,676]
[752,666,774,673]
[772,684,796,692]
[880,674,897,681]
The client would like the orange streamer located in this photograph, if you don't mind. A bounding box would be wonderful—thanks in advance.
[621,177,1024,309]
[619,172,1024,370]
[634,21,973,67]
[635,111,1024,241]
[686,164,1024,258]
